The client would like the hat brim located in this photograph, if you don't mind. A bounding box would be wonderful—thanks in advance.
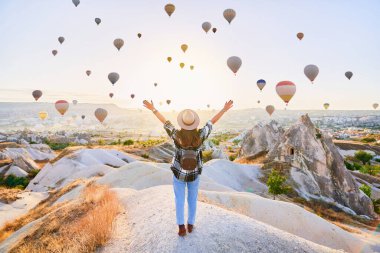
[177,109,200,130]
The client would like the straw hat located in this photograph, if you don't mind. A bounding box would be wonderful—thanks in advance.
[177,109,200,130]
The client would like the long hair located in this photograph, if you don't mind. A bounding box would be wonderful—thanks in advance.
[175,129,202,148]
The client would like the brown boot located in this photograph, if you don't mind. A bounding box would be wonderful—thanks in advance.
[178,225,186,236]
[187,224,194,233]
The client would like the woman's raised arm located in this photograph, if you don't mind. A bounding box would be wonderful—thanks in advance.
[210,100,233,124]
[143,100,167,124]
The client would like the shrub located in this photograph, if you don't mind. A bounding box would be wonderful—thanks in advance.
[344,161,354,171]
[123,139,134,146]
[354,150,373,165]
[359,165,380,176]
[316,133,322,139]
[141,153,149,159]
[359,184,372,198]
[232,139,241,145]
[229,154,237,161]
[202,150,213,162]
[266,170,291,200]
[1,175,30,189]
[353,162,363,171]
[372,199,380,214]
[28,169,40,178]
[45,141,70,151]
[97,139,106,145]
[375,158,380,163]
[361,137,376,143]
[210,138,220,146]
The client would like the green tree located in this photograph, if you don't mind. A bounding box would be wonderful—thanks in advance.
[266,170,291,200]
[359,184,372,198]
[354,150,373,165]
[359,165,380,176]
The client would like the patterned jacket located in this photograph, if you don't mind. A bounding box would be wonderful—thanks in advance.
[164,120,213,182]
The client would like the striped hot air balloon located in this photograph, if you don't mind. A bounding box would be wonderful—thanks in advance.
[276,81,296,105]
[55,100,69,115]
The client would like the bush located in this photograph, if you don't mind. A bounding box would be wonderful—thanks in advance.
[110,139,121,145]
[354,150,373,165]
[372,199,380,214]
[344,161,354,171]
[232,139,241,145]
[141,153,149,159]
[97,139,106,145]
[375,158,380,163]
[229,154,237,161]
[359,165,380,176]
[359,184,372,198]
[210,138,220,146]
[1,175,30,189]
[353,162,363,171]
[266,170,291,200]
[202,150,213,163]
[45,142,70,151]
[123,139,134,146]
[316,133,322,139]
[361,137,376,143]
[28,169,40,178]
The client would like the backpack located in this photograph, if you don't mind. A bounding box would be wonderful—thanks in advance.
[180,148,199,171]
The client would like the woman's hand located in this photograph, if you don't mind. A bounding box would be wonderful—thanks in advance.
[143,100,155,111]
[223,100,233,112]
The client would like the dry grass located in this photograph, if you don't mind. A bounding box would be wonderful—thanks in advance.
[8,183,121,253]
[0,187,22,203]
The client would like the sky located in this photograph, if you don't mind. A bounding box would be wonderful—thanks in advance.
[0,0,379,111]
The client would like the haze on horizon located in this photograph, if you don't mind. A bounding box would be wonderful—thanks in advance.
[0,0,379,111]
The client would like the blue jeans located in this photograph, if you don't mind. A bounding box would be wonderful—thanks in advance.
[173,175,200,225]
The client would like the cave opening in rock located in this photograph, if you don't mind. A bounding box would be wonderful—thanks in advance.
[289,147,294,155]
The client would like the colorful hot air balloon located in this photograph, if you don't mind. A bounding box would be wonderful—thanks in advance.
[137,33,142,38]
[81,115,85,120]
[55,100,69,115]
[113,38,124,51]
[86,70,91,76]
[164,3,175,17]
[73,100,78,105]
[181,44,188,53]
[95,108,108,123]
[180,63,185,69]
[190,65,194,70]
[212,28,217,33]
[58,37,65,44]
[266,105,275,116]
[297,32,304,40]
[257,79,266,91]
[345,71,353,80]
[276,81,296,105]
[38,111,48,120]
[52,50,58,56]
[166,99,171,105]
[304,64,319,83]
[32,90,42,101]
[323,103,330,110]
[72,0,80,7]
[109,93,114,98]
[202,22,212,33]
[223,9,236,24]
[95,18,101,25]
[131,94,135,99]
[227,56,242,75]
[108,72,119,85]
[167,57,172,63]
[373,103,379,110]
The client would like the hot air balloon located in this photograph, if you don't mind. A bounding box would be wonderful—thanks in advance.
[207,104,210,108]
[257,79,266,91]
[86,70,91,76]
[131,94,135,99]
[164,3,175,17]
[202,22,212,33]
[81,115,85,120]
[52,50,58,56]
[227,56,242,75]
[223,9,236,24]
[190,65,194,70]
[109,93,114,98]
[154,83,157,87]
[137,33,142,38]
[38,111,48,121]
[166,99,171,105]
[95,108,108,123]
[73,100,78,105]
[323,103,330,110]
[373,103,379,110]
[345,71,353,80]
[167,57,172,63]
[95,18,101,25]
[297,32,304,40]
[72,0,80,7]
[276,81,296,105]
[266,105,275,116]
[55,100,69,115]
[113,38,124,51]
[212,28,217,33]
[180,63,185,69]
[257,100,260,104]
[32,90,42,101]
[304,64,319,83]
[108,72,119,85]
[58,37,65,44]
[181,44,188,53]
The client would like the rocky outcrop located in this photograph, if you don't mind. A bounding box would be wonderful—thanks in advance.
[239,120,284,158]
[268,115,375,217]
